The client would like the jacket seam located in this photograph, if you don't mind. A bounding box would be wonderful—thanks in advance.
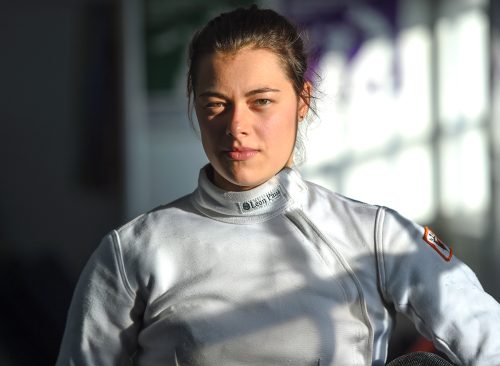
[110,230,135,301]
[282,213,350,304]
[374,207,389,303]
[295,209,374,364]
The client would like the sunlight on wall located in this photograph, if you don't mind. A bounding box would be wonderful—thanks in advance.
[347,38,397,154]
[396,26,432,140]
[437,9,488,124]
[301,25,434,222]
[437,8,489,224]
[440,129,489,217]
[300,6,489,226]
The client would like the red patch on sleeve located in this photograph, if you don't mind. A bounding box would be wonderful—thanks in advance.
[423,226,453,262]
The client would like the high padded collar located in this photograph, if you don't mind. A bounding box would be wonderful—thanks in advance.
[190,165,308,224]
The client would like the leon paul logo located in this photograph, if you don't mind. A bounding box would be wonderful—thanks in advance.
[239,188,283,213]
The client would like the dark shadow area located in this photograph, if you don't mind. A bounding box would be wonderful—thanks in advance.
[0,254,73,364]
[0,1,122,364]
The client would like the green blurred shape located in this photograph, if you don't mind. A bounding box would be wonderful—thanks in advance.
[145,0,254,93]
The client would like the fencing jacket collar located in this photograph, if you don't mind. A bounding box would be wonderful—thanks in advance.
[191,165,308,224]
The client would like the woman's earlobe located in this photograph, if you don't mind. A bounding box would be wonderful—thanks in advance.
[298,101,309,121]
[299,81,313,117]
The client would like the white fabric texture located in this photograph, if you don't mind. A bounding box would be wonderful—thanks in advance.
[56,166,500,366]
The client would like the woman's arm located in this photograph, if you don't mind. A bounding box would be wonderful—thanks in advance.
[376,208,500,365]
[56,231,142,365]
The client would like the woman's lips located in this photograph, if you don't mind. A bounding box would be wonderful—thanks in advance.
[225,148,258,161]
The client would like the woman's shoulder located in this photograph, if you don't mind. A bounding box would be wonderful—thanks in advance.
[98,193,205,287]
[302,179,382,217]
[113,193,201,249]
[129,192,196,221]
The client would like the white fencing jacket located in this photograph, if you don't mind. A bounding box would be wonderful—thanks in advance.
[57,166,500,366]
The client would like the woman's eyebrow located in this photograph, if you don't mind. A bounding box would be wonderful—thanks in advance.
[198,91,227,99]
[245,87,281,97]
[198,87,281,99]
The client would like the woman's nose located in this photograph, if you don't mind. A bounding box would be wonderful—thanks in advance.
[226,104,250,137]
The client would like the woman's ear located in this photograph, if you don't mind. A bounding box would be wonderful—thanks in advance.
[298,81,312,120]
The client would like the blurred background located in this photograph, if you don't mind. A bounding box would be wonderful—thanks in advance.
[1,0,499,364]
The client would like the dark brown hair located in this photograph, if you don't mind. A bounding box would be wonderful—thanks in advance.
[187,5,312,116]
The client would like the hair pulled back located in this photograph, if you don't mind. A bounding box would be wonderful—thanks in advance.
[187,5,311,113]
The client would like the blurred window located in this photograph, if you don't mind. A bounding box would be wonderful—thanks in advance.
[300,2,490,231]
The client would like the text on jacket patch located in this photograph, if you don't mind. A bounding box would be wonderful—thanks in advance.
[239,188,283,213]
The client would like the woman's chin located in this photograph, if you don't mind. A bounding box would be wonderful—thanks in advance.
[213,169,268,192]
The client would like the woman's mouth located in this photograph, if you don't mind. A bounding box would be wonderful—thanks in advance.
[225,148,259,161]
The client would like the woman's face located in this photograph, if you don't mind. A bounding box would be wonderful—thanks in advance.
[194,47,309,191]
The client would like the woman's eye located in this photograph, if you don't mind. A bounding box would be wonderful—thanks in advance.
[205,102,224,109]
[254,99,272,106]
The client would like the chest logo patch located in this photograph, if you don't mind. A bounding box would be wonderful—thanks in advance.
[423,226,453,262]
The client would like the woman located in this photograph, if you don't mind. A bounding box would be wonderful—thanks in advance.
[57,5,500,365]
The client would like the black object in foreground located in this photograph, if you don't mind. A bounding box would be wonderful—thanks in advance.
[387,352,454,366]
